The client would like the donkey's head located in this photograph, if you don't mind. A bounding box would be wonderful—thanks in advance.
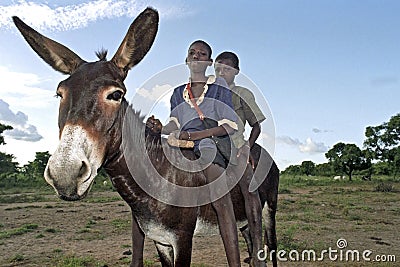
[13,8,158,200]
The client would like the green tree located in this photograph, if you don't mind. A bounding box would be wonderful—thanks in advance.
[0,152,18,174]
[282,164,302,177]
[0,123,19,187]
[315,162,334,177]
[301,160,315,176]
[22,151,51,185]
[364,113,400,177]
[0,123,18,174]
[372,161,391,175]
[0,123,13,145]
[325,142,370,181]
[393,147,400,178]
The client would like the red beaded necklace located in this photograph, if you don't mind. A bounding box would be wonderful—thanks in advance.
[186,82,205,120]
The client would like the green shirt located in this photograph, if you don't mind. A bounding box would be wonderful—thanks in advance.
[230,84,266,148]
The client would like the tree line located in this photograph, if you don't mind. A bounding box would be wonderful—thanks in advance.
[0,124,51,188]
[282,113,400,180]
[1,113,399,186]
[0,125,110,189]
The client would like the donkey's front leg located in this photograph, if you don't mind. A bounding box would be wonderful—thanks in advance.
[174,232,193,267]
[130,213,145,267]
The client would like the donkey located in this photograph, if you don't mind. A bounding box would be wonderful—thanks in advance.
[13,8,279,267]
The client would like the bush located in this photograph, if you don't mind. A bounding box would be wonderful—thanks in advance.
[374,182,395,192]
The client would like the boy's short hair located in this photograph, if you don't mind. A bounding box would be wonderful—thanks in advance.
[215,51,240,70]
[189,40,212,58]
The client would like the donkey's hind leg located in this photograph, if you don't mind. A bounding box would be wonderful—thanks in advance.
[240,224,253,264]
[154,242,174,267]
[154,234,193,267]
[264,205,278,267]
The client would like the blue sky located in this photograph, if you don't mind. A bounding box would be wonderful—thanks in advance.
[0,0,399,170]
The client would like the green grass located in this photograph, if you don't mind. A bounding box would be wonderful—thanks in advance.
[85,219,97,228]
[375,182,396,192]
[0,185,118,204]
[143,259,157,266]
[1,175,398,266]
[84,196,121,203]
[0,223,39,239]
[121,243,131,248]
[9,253,25,263]
[36,233,45,238]
[111,218,130,230]
[54,255,106,267]
[74,228,105,241]
[0,194,48,203]
[275,174,400,266]
[45,228,59,233]
[5,204,43,211]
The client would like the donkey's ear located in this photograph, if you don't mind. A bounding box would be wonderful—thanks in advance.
[12,16,85,75]
[111,7,158,75]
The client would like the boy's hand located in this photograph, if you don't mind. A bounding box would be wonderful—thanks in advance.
[248,154,256,169]
[145,115,162,135]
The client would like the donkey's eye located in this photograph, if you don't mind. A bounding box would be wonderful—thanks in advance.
[107,90,124,101]
[54,92,63,99]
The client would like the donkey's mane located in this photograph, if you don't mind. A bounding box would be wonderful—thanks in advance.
[121,103,200,180]
[123,104,152,150]
[95,48,108,61]
[122,104,171,165]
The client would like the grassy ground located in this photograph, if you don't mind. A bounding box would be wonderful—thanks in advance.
[0,175,399,266]
[274,175,399,266]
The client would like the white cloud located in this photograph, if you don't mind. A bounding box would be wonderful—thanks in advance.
[0,66,54,109]
[277,135,328,154]
[0,99,42,142]
[0,0,189,32]
[312,127,332,133]
[277,136,301,146]
[133,84,173,115]
[136,84,172,103]
[299,137,328,153]
[0,66,56,143]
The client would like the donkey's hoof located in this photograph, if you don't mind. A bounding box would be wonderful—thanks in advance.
[249,257,267,267]
[244,256,251,264]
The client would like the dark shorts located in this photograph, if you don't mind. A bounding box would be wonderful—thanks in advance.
[194,138,227,169]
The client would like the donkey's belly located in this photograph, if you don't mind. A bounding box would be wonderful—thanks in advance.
[142,220,177,246]
[193,217,219,235]
[195,186,249,236]
[194,216,248,236]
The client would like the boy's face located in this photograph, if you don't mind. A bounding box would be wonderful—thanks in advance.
[214,59,238,86]
[186,43,212,74]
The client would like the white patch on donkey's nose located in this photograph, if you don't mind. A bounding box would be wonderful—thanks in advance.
[44,124,103,198]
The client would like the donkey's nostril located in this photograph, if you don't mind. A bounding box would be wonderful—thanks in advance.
[78,161,91,182]
[78,161,86,175]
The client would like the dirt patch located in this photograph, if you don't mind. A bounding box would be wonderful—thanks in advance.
[0,192,251,266]
[1,184,399,267]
